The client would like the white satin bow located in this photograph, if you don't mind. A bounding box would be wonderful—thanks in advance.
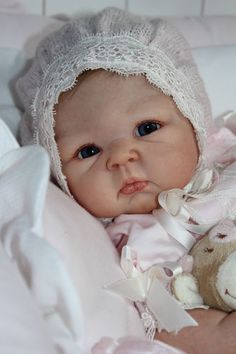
[157,165,218,235]
[159,166,216,216]
[107,246,197,335]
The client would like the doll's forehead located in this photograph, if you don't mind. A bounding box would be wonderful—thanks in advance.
[54,70,181,137]
[56,71,181,127]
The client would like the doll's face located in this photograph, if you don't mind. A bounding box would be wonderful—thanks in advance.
[55,71,198,217]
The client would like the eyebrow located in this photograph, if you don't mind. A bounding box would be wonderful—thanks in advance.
[55,131,80,143]
[128,93,163,114]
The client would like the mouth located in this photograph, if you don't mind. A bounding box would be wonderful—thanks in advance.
[119,178,148,195]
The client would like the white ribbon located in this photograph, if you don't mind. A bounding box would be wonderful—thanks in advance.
[157,166,218,236]
[158,166,217,216]
[107,246,197,334]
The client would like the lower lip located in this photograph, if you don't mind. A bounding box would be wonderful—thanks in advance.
[120,181,148,195]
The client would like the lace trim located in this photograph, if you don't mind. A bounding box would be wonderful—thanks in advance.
[135,301,158,340]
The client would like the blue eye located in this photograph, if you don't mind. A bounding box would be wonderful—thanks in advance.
[77,145,100,159]
[135,121,161,137]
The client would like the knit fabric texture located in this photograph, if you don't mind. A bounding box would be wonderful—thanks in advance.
[16,7,213,195]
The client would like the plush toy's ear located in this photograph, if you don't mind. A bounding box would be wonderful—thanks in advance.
[209,219,236,243]
[171,273,204,308]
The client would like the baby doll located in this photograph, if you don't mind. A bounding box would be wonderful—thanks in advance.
[16,6,236,353]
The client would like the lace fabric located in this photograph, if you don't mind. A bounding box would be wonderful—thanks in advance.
[16,8,213,195]
[33,36,207,194]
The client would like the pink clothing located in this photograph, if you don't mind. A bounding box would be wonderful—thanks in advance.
[107,213,199,272]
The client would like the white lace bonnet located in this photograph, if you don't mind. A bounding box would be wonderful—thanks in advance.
[16,7,213,196]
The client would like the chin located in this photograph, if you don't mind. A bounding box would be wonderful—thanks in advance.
[134,206,156,214]
[127,198,158,214]
[90,195,158,218]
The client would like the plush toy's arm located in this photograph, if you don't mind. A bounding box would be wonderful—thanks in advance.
[171,254,204,308]
[171,273,204,308]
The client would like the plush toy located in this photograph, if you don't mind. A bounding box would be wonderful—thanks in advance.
[172,219,236,312]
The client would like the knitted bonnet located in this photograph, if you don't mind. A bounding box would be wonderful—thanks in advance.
[16,7,213,196]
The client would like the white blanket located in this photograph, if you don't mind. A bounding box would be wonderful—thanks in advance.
[1,118,183,353]
[0,118,85,353]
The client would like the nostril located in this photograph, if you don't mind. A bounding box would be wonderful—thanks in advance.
[112,163,120,169]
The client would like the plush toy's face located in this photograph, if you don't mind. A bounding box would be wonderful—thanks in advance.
[190,220,236,311]
[217,251,236,308]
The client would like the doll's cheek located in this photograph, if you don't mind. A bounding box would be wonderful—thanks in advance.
[216,252,236,309]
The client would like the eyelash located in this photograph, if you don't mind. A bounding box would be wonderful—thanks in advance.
[75,119,162,160]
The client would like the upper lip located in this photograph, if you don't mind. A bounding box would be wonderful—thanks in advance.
[121,177,144,188]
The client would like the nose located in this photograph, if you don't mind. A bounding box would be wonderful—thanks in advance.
[106,139,139,170]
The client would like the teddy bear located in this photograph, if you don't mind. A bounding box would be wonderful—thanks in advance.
[172,219,236,312]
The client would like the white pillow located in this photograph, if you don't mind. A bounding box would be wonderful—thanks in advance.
[0,13,64,57]
[0,48,25,104]
[0,48,24,135]
[170,16,236,48]
[0,13,64,135]
[192,45,236,118]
